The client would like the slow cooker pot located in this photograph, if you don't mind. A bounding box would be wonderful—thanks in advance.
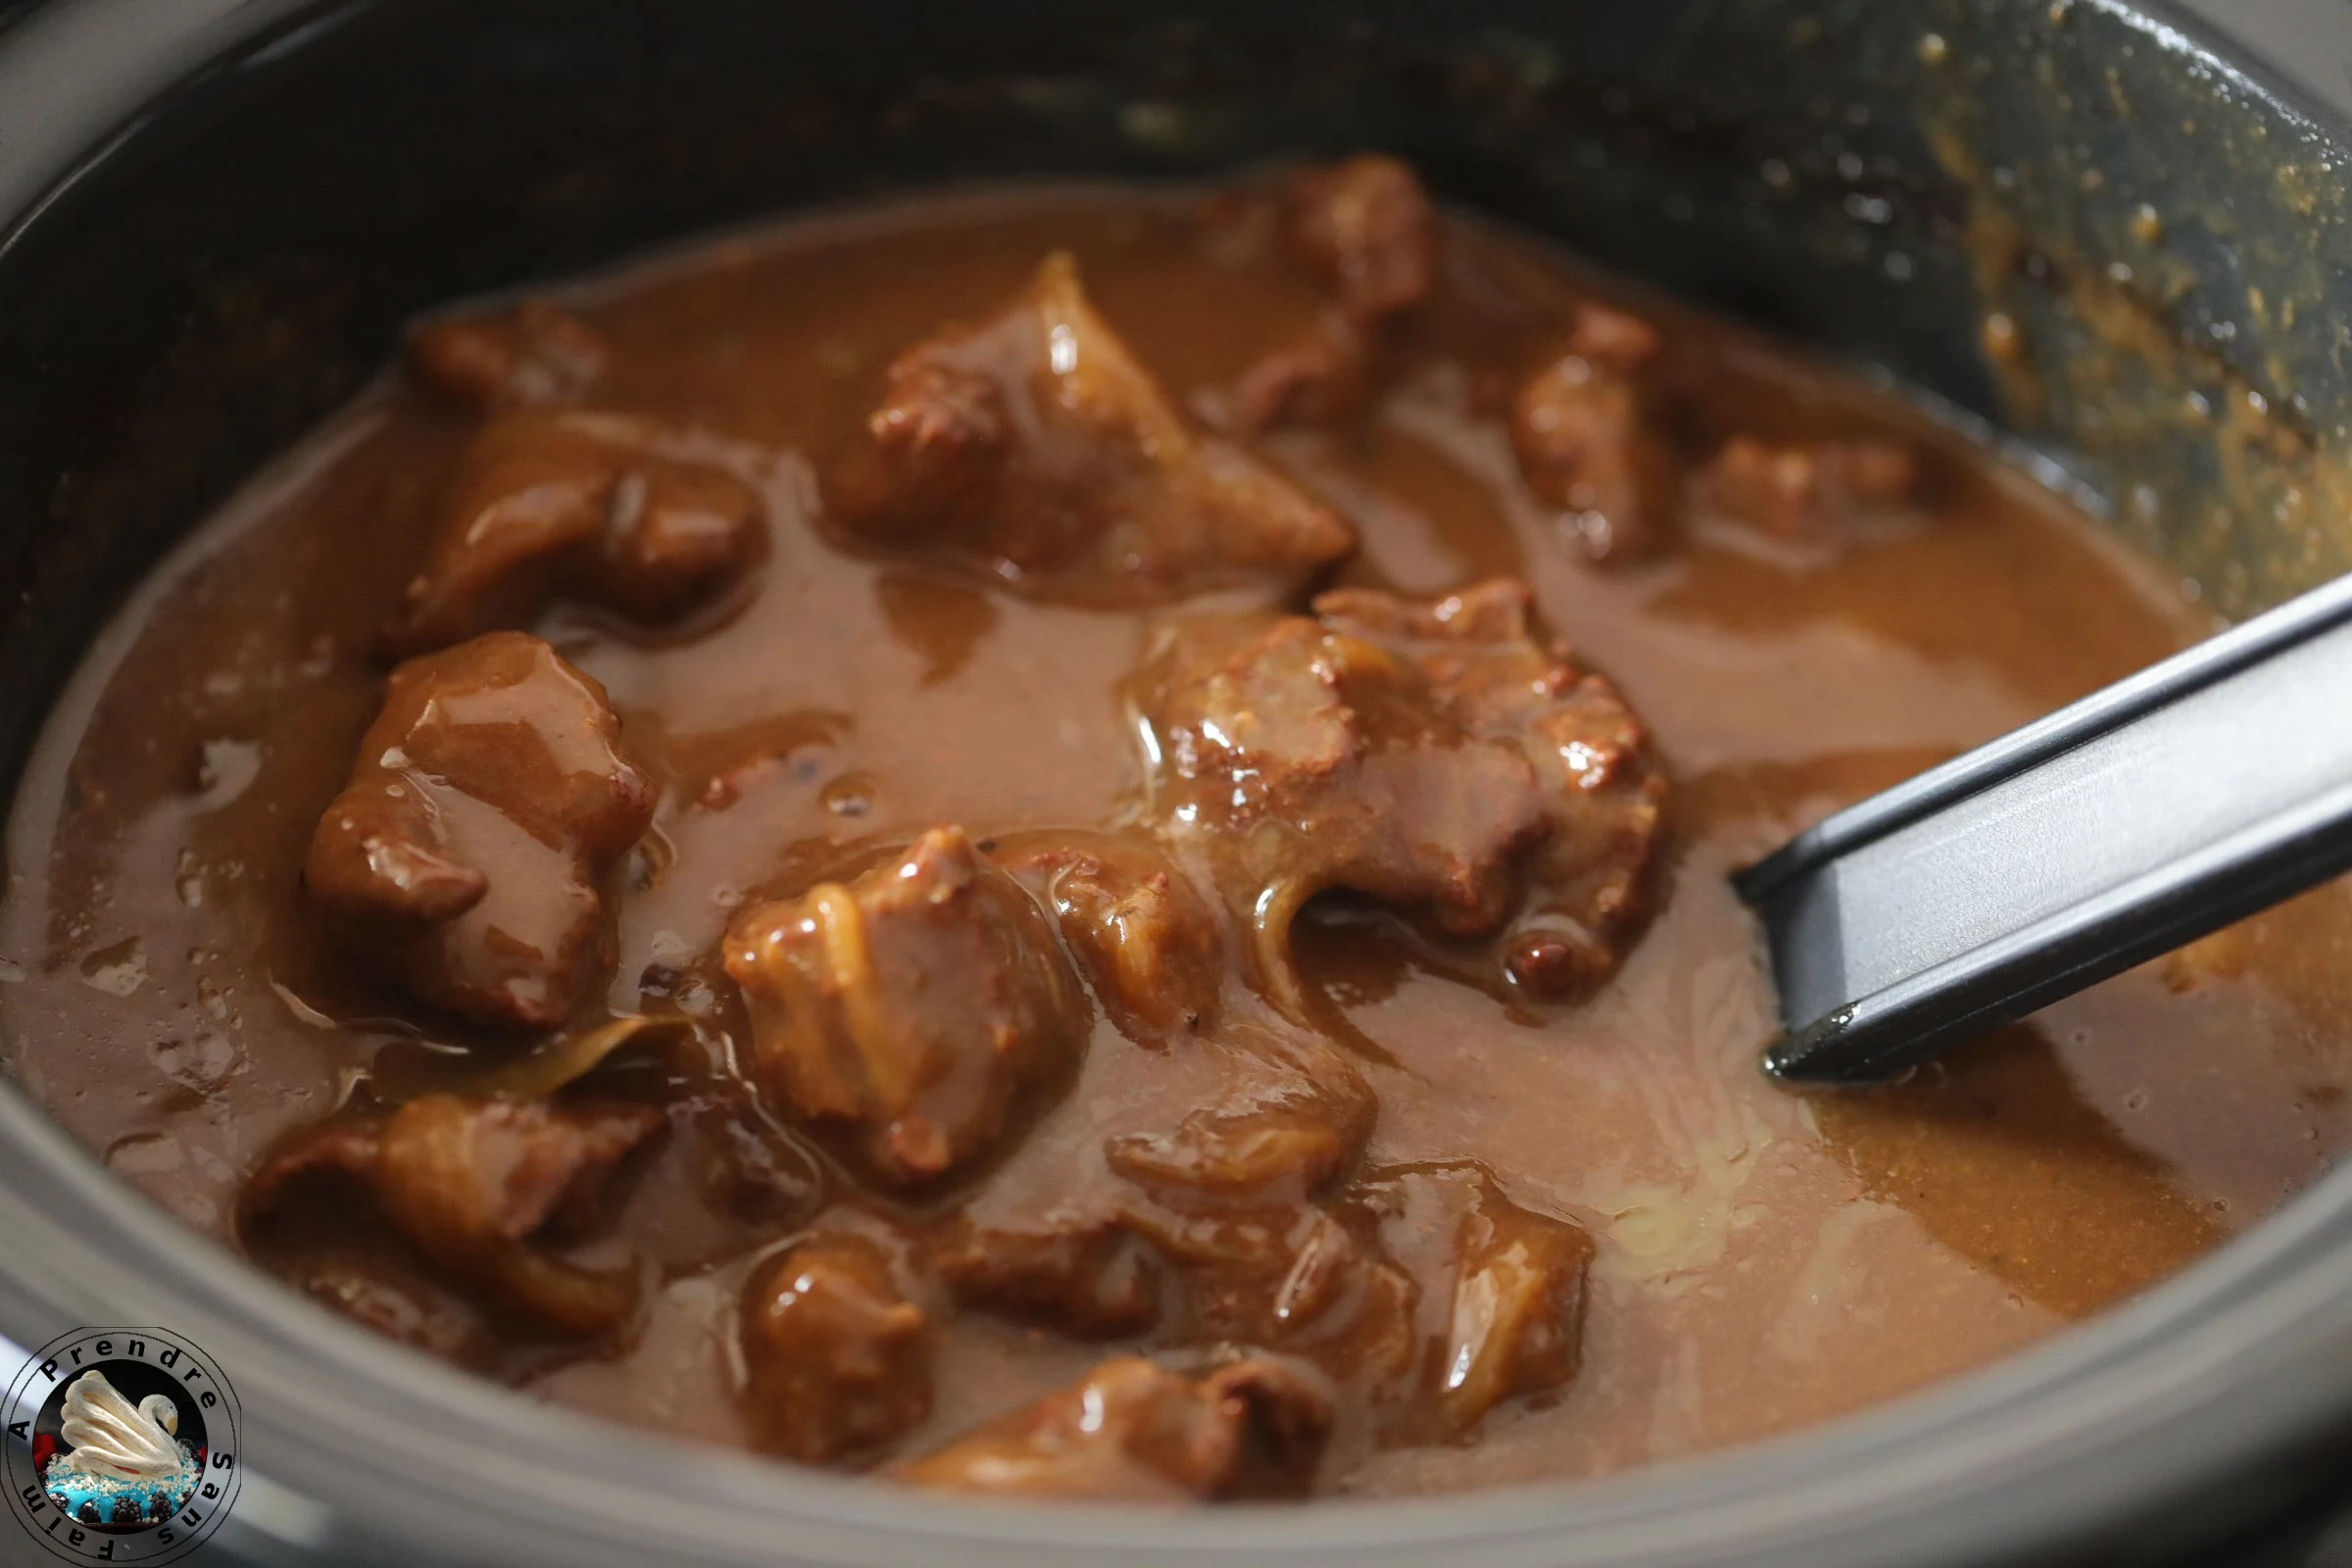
[5,2,2352,1563]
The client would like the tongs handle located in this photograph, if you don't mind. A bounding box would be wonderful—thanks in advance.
[1738,571,2352,1083]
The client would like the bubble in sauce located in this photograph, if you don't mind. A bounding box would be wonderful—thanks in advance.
[148,1032,241,1093]
[820,771,876,818]
[194,736,262,809]
[78,937,149,997]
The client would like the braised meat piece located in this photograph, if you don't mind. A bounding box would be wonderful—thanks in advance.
[934,1211,1165,1338]
[1693,434,1919,541]
[1433,1180,1592,1433]
[1229,157,1439,434]
[1133,578,1665,1006]
[391,411,765,654]
[1315,580,1669,1001]
[1122,1040,1417,1393]
[295,1259,498,1367]
[1149,1204,1424,1406]
[407,299,609,410]
[1512,302,1675,564]
[1286,155,1439,329]
[1504,674,1670,999]
[942,1027,1407,1385]
[1561,300,1663,372]
[1229,311,1374,434]
[305,632,655,1031]
[1108,1105,1366,1208]
[891,1355,1332,1500]
[827,353,1007,550]
[740,1234,932,1462]
[943,1198,1382,1355]
[994,830,1225,1044]
[1238,1208,1421,1385]
[243,1095,664,1336]
[824,252,1352,604]
[1104,1031,1375,1210]
[721,827,1090,1188]
[370,1096,662,1336]
[1349,1161,1594,1438]
[1133,611,1547,1005]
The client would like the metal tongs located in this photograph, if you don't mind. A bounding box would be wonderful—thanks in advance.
[1739,571,2352,1083]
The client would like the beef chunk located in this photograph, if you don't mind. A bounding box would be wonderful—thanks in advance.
[305,632,655,1031]
[244,1095,664,1336]
[1134,610,1547,999]
[943,1028,1404,1382]
[890,1355,1332,1500]
[296,1260,496,1367]
[1108,1105,1362,1208]
[1285,155,1439,329]
[1562,300,1663,372]
[934,1211,1165,1338]
[407,300,609,410]
[1137,579,1664,1007]
[721,826,1090,1188]
[241,1108,394,1211]
[1693,434,1918,542]
[828,352,1007,548]
[1249,1209,1420,1378]
[1504,675,1670,998]
[1512,305,1675,564]
[1229,311,1374,434]
[824,252,1352,604]
[964,1125,1421,1395]
[924,1036,1585,1435]
[1349,1161,1593,1437]
[391,411,764,655]
[1104,1032,1375,1209]
[370,1096,662,1335]
[1146,1204,1423,1402]
[1228,158,1439,434]
[740,1234,931,1462]
[994,831,1224,1044]
[1314,580,1668,1001]
[1433,1183,1591,1432]
[1118,1043,1416,1393]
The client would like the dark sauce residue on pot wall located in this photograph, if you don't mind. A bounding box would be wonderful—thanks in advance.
[7,165,2352,1499]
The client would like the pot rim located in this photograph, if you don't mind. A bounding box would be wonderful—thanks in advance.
[1,1,2347,1563]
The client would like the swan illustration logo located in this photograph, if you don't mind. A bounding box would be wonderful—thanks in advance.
[4,1330,240,1563]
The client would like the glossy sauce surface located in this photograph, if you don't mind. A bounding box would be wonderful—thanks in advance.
[7,180,2352,1497]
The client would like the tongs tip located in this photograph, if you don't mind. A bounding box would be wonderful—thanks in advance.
[1762,1006,1911,1086]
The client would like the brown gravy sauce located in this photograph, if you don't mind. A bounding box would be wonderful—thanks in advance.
[7,179,2352,1498]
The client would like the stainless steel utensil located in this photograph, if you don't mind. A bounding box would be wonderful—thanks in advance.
[1741,571,2352,1082]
